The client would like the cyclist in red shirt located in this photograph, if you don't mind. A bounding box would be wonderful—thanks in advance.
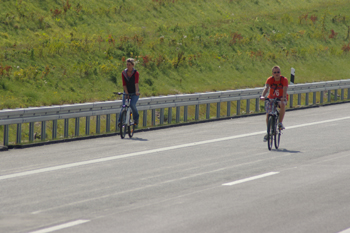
[260,66,288,142]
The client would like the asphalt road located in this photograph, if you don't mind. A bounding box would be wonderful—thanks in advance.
[1,103,350,233]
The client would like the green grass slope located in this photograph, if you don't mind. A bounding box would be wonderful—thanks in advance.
[0,0,350,109]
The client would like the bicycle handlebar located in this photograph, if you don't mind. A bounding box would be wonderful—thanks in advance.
[264,97,281,101]
[113,92,139,97]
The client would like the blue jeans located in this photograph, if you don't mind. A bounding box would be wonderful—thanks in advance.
[118,94,139,124]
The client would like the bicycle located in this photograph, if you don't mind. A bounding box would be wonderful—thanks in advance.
[265,98,282,150]
[114,92,136,139]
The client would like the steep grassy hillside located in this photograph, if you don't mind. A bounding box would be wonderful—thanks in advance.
[0,0,350,109]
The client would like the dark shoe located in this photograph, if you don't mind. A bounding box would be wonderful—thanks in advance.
[278,122,285,130]
[118,122,121,128]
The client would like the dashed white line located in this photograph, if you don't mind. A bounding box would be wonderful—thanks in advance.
[27,220,90,233]
[222,172,279,186]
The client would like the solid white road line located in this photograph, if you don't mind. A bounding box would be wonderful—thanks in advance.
[338,228,350,233]
[28,220,90,233]
[222,172,279,186]
[1,116,350,182]
[0,131,265,181]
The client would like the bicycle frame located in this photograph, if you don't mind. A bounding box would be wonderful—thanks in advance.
[265,98,282,150]
[121,94,134,126]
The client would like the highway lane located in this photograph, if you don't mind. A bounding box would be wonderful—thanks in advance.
[1,103,350,233]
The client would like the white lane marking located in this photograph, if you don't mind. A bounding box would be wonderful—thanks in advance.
[1,115,350,182]
[286,116,350,130]
[0,131,265,181]
[222,172,279,186]
[28,220,90,233]
[338,228,350,233]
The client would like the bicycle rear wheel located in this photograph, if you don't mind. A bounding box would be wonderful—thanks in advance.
[267,115,274,151]
[274,121,281,149]
[120,110,127,139]
[128,112,134,138]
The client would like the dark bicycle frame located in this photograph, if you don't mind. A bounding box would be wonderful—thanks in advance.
[265,97,282,150]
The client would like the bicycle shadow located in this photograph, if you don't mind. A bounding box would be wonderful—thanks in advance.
[128,137,148,141]
[271,148,301,153]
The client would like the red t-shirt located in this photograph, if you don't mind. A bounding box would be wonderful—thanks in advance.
[266,76,288,99]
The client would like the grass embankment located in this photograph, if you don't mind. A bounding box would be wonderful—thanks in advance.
[0,0,350,110]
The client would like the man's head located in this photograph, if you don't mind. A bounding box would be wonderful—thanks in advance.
[272,65,281,80]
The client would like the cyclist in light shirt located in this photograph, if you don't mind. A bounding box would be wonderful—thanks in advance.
[260,66,288,142]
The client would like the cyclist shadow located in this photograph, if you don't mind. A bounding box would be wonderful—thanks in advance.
[128,137,148,141]
[272,148,301,153]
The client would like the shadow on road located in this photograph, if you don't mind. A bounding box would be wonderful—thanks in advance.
[128,137,148,141]
[272,148,301,153]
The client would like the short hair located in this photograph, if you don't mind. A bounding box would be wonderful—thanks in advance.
[126,58,135,65]
[272,65,280,72]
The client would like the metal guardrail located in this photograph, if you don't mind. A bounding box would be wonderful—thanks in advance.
[1,79,350,146]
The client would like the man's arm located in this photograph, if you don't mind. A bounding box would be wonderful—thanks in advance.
[260,84,270,99]
[282,86,288,101]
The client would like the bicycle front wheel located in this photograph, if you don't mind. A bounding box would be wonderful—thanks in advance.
[120,110,127,139]
[274,122,281,149]
[128,112,134,138]
[267,115,274,151]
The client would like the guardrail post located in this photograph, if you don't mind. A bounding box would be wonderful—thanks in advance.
[298,94,301,106]
[167,108,172,124]
[305,93,309,106]
[334,90,338,101]
[143,110,147,127]
[236,100,241,115]
[227,102,231,116]
[29,122,34,142]
[41,121,46,141]
[176,107,180,123]
[75,118,80,137]
[86,116,90,135]
[96,116,101,134]
[106,114,111,132]
[184,106,188,122]
[64,119,69,138]
[328,90,331,102]
[151,109,156,126]
[313,92,316,105]
[52,120,57,139]
[115,114,119,131]
[160,108,164,125]
[320,91,324,104]
[341,89,344,101]
[216,102,220,118]
[16,123,21,144]
[289,94,293,108]
[195,105,199,120]
[255,98,259,113]
[3,125,9,146]
[348,88,350,99]
[206,104,210,119]
[246,99,250,114]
